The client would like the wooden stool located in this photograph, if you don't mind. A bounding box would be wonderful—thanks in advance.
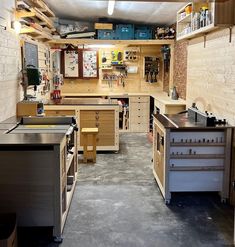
[81,128,99,163]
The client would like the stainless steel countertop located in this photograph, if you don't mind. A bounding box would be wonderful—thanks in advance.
[153,113,232,129]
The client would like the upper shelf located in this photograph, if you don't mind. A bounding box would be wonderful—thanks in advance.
[48,39,175,46]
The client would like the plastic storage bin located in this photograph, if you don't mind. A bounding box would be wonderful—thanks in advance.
[135,26,152,40]
[0,213,17,247]
[115,24,134,40]
[97,30,116,40]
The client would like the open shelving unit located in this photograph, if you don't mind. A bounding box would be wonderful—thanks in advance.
[176,0,234,41]
[153,115,232,204]
[16,0,55,40]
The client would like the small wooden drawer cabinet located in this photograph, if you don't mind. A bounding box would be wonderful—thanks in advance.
[129,96,150,132]
[80,110,115,146]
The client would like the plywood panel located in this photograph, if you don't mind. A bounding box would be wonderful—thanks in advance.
[61,45,167,94]
[187,27,235,125]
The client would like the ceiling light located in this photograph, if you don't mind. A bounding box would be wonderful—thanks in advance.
[108,0,115,16]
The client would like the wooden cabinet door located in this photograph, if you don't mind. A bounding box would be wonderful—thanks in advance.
[153,124,165,187]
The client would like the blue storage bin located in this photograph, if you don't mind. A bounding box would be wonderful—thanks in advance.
[98,30,116,40]
[115,24,134,40]
[135,26,152,40]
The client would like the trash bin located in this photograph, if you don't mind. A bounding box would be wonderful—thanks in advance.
[0,213,17,247]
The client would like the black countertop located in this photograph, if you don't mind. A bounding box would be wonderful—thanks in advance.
[44,98,118,106]
[153,113,232,129]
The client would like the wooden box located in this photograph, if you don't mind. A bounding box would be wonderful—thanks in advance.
[95,23,113,30]
[0,213,17,247]
[17,101,39,117]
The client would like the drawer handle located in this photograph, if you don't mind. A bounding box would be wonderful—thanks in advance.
[95,116,99,120]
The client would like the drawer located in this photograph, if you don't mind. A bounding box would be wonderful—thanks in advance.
[45,110,76,116]
[80,110,114,121]
[130,102,149,112]
[131,123,149,132]
[80,120,115,132]
[169,171,223,192]
[130,96,149,103]
[80,133,114,146]
[131,115,149,123]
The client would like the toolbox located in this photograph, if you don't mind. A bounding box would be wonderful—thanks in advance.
[115,24,134,40]
[98,29,116,40]
[135,26,152,40]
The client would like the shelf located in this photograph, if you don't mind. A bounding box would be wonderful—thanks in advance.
[66,147,75,173]
[16,7,54,29]
[20,26,52,40]
[177,23,217,41]
[48,39,175,46]
[170,154,225,159]
[170,165,224,171]
[178,13,192,24]
[170,142,225,147]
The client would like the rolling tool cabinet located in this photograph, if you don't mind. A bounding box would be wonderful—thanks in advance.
[153,113,232,204]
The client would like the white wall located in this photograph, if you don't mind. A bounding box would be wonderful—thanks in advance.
[0,0,21,122]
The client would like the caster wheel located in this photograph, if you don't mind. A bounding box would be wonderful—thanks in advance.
[221,198,226,204]
[165,200,170,205]
[53,236,63,244]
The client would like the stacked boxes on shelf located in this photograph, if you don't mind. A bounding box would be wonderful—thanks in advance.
[97,24,154,40]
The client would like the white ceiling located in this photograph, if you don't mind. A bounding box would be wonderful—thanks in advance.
[45,1,186,25]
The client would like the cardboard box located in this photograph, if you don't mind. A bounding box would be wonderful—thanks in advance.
[0,213,17,247]
[17,101,39,117]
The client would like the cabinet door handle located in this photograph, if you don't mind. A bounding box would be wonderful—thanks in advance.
[95,123,99,127]
[95,116,99,120]
[95,111,99,115]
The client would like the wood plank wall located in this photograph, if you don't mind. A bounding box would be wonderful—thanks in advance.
[61,45,165,94]
[187,27,235,125]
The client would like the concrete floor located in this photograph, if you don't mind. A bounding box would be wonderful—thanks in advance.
[18,133,234,246]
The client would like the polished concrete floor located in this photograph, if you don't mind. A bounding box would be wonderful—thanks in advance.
[18,133,234,246]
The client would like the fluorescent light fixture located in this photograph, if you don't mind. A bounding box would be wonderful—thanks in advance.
[87,44,115,48]
[108,0,115,16]
[13,20,22,34]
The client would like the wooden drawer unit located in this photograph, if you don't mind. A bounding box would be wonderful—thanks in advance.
[129,96,150,132]
[130,96,149,103]
[45,110,76,116]
[80,110,115,146]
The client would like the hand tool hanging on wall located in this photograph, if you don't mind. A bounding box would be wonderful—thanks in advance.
[161,45,170,73]
[144,57,160,83]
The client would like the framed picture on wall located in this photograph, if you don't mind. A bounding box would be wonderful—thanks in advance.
[62,48,79,78]
[82,49,99,79]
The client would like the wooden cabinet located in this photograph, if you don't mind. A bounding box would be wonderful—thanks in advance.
[0,132,78,241]
[44,104,119,151]
[44,109,76,116]
[154,98,186,114]
[129,96,150,132]
[176,0,234,41]
[153,114,232,204]
[61,49,99,79]
[80,110,115,146]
